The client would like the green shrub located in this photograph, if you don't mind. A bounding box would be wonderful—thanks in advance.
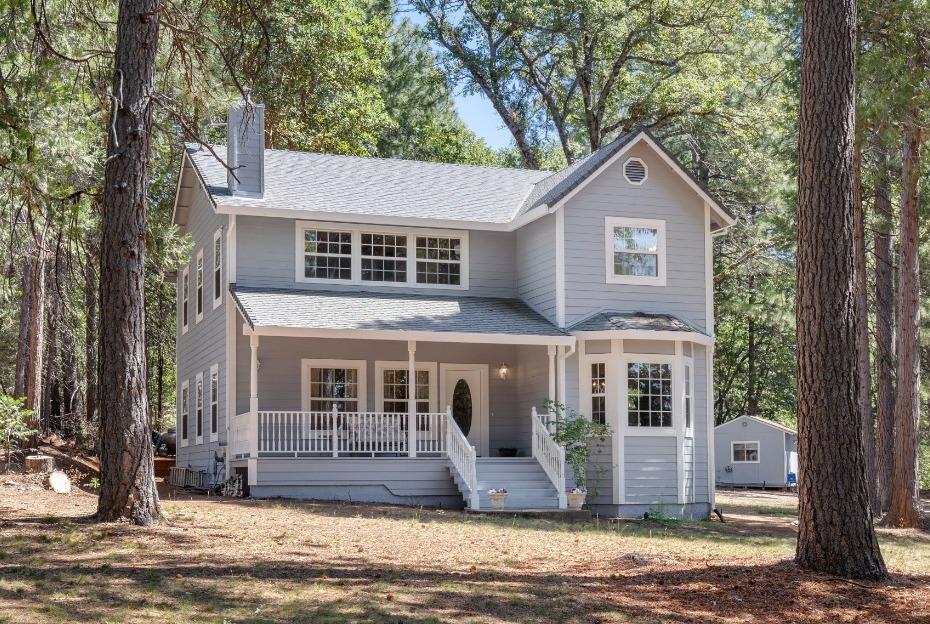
[0,395,35,471]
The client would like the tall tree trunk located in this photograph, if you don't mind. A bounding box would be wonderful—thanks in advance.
[96,0,163,525]
[873,152,895,512]
[795,0,886,579]
[25,221,49,439]
[852,141,878,512]
[84,233,99,437]
[883,119,922,528]
[14,247,33,398]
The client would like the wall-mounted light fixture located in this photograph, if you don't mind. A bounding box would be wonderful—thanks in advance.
[497,362,510,380]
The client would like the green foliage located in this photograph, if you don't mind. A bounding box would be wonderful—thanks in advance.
[544,400,609,490]
[0,395,34,468]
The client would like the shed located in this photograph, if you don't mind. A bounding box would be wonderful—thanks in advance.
[714,415,797,488]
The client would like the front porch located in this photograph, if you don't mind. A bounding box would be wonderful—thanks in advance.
[226,286,574,510]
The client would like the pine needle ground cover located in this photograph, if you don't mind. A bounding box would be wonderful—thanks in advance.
[0,479,927,623]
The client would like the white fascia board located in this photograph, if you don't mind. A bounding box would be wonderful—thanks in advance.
[571,329,715,346]
[244,324,575,346]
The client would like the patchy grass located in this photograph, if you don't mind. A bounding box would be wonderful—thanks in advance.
[0,477,928,623]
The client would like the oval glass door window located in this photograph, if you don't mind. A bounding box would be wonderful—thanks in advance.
[452,379,473,435]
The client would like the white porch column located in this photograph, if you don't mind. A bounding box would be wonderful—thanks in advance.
[407,340,417,457]
[248,331,259,486]
[557,346,567,409]
[547,344,557,405]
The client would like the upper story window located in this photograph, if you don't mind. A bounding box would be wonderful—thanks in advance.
[296,221,468,289]
[181,266,190,334]
[303,229,352,281]
[212,229,223,309]
[605,217,666,286]
[627,362,672,427]
[415,236,462,286]
[195,250,204,323]
[361,233,407,283]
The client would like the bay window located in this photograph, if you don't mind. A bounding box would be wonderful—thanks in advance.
[627,362,673,428]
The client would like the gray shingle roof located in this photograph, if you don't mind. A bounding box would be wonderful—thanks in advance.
[569,311,703,334]
[188,145,550,224]
[232,286,569,339]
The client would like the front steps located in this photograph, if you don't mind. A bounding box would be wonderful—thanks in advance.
[449,457,561,510]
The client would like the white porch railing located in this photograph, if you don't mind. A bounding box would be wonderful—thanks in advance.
[444,406,479,509]
[531,407,567,508]
[229,409,448,458]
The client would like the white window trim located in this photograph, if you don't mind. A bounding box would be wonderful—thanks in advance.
[620,353,680,436]
[583,357,608,425]
[294,220,469,290]
[374,361,438,413]
[195,248,204,324]
[181,265,190,335]
[623,157,649,185]
[212,229,223,310]
[683,357,694,438]
[604,216,667,286]
[179,380,189,447]
[299,358,368,412]
[731,440,760,464]
[195,372,204,444]
[209,364,219,442]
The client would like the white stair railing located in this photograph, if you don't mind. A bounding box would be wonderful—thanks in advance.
[444,406,479,509]
[531,407,567,508]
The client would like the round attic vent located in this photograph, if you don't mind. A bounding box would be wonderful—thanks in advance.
[623,157,648,185]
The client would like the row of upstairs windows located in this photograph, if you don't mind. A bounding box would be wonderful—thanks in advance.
[181,228,223,334]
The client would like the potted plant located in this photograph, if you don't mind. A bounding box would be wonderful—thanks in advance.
[544,400,610,510]
[488,488,508,510]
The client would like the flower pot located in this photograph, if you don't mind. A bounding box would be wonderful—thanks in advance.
[567,490,586,510]
[489,492,508,510]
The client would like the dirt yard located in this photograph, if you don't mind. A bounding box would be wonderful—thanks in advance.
[1,472,928,623]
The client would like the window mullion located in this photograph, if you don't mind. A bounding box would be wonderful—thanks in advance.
[351,230,361,282]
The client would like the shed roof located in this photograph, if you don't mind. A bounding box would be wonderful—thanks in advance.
[715,415,797,436]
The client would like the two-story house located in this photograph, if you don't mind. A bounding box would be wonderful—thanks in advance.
[170,103,734,518]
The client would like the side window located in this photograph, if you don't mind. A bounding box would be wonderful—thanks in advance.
[180,381,189,443]
[195,373,204,443]
[195,249,204,323]
[212,229,222,309]
[181,265,190,334]
[590,362,606,425]
[683,363,692,430]
[210,365,219,440]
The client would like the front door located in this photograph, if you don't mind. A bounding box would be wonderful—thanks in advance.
[440,364,489,456]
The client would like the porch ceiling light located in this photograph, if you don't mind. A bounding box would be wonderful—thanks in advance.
[498,362,510,380]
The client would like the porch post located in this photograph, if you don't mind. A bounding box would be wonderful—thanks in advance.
[547,344,557,405]
[407,340,417,457]
[248,331,259,486]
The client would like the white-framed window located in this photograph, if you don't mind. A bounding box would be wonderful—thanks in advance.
[605,217,666,286]
[415,235,463,286]
[212,229,223,309]
[295,221,469,290]
[590,362,606,425]
[626,361,673,428]
[302,227,353,281]
[732,441,760,463]
[195,249,204,323]
[179,380,189,445]
[209,364,219,441]
[181,265,190,335]
[375,361,437,414]
[195,372,204,444]
[300,359,367,412]
[361,232,408,283]
[683,361,693,433]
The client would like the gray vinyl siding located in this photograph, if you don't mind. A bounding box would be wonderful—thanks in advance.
[715,417,791,487]
[624,436,679,504]
[234,328,550,456]
[175,188,228,482]
[235,215,516,298]
[250,458,462,508]
[561,142,708,331]
[691,345,710,501]
[515,213,557,322]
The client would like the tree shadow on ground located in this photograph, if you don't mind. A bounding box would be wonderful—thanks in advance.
[1,521,927,624]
